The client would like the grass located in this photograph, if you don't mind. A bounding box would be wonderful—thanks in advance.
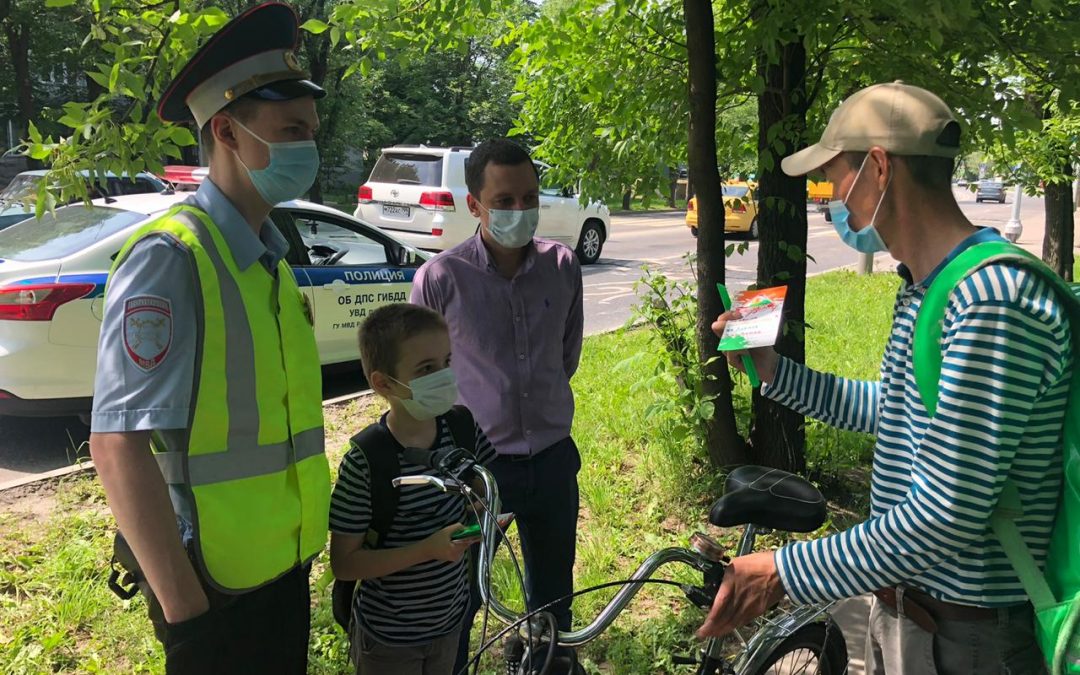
[0,268,903,674]
[604,195,689,213]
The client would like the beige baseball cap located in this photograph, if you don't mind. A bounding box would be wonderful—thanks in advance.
[781,81,960,177]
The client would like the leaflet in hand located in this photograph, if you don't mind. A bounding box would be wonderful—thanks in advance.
[717,285,787,351]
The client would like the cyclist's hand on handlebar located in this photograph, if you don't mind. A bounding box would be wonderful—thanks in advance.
[423,524,477,563]
[696,551,786,638]
[710,311,780,384]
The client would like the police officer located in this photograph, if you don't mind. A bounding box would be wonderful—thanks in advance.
[88,4,329,673]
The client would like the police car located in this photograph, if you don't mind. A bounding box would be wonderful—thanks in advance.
[0,191,428,417]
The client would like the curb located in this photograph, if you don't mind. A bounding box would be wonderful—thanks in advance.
[0,461,96,492]
[0,388,379,493]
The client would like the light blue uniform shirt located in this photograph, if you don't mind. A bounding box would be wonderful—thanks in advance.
[90,179,290,434]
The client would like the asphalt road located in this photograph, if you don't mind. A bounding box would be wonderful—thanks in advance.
[583,186,1048,335]
[0,188,1050,487]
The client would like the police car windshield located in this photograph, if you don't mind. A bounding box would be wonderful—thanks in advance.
[0,205,145,262]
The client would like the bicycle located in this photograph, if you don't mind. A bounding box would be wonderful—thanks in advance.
[394,450,848,675]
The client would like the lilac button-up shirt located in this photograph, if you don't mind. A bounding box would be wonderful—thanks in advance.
[410,234,584,456]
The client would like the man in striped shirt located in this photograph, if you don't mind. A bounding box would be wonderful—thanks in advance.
[699,82,1067,675]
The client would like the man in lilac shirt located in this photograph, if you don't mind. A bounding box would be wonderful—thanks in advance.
[410,138,584,670]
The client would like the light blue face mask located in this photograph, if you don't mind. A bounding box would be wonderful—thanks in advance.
[827,154,891,254]
[477,201,539,249]
[232,118,320,206]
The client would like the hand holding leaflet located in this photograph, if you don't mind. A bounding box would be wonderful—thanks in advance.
[715,284,788,388]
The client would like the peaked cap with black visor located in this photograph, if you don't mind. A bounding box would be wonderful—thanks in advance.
[157,2,325,130]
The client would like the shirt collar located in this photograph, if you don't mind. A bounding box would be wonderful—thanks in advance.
[470,231,537,277]
[193,178,290,271]
[897,226,1006,287]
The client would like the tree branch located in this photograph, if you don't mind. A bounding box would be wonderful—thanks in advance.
[120,0,181,121]
[627,7,686,51]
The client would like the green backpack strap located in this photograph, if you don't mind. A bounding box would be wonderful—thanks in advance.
[913,241,1055,416]
[913,240,1080,673]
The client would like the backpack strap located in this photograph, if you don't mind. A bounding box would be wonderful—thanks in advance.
[331,422,402,634]
[445,404,477,454]
[914,239,1080,417]
[349,423,402,550]
[912,241,1080,621]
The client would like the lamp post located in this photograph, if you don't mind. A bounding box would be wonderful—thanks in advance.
[1003,184,1023,243]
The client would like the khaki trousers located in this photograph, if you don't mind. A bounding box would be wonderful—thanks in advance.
[864,596,1047,675]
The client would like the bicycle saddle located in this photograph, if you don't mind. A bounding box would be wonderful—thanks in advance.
[709,465,826,533]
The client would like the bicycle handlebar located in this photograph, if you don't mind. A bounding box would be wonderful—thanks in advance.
[393,463,716,647]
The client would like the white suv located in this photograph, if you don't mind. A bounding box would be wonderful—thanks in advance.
[354,146,611,264]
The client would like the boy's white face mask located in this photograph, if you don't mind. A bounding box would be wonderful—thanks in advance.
[389,368,458,420]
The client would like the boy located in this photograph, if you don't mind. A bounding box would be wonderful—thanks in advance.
[330,303,497,674]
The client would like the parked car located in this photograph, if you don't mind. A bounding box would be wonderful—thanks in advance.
[160,165,209,191]
[685,182,759,239]
[976,180,1007,203]
[0,170,169,231]
[354,145,611,264]
[0,192,428,416]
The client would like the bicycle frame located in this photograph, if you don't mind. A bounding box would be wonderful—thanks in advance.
[395,461,841,672]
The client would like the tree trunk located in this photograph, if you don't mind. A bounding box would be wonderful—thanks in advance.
[684,0,747,468]
[668,167,678,208]
[749,38,809,474]
[5,21,32,136]
[1043,159,1075,281]
[299,0,332,204]
[622,189,632,211]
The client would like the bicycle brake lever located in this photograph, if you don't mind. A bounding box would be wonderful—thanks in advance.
[681,584,716,610]
[391,475,465,493]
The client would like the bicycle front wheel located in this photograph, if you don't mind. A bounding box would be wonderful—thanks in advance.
[748,621,847,675]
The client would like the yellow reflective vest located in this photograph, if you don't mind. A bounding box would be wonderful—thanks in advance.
[109,204,329,592]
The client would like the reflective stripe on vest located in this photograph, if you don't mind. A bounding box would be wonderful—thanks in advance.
[108,204,330,592]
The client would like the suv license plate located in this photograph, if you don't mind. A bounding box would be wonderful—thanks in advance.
[382,204,410,219]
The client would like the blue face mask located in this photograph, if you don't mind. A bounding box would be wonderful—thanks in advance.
[827,155,890,254]
[232,118,320,206]
[477,201,539,249]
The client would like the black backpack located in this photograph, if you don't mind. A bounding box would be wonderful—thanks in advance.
[331,406,477,632]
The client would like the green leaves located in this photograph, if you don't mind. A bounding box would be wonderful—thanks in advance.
[301,19,330,35]
[168,126,196,147]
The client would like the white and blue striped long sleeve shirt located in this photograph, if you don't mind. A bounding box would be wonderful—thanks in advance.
[769,229,1070,607]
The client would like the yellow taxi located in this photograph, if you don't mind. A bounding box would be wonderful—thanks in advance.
[686,182,758,239]
[807,180,834,221]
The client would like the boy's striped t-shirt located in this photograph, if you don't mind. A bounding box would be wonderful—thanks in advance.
[768,229,1071,606]
[329,412,496,645]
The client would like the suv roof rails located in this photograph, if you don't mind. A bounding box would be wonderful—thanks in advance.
[449,146,474,152]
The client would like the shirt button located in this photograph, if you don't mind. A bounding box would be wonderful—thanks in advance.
[518,354,525,360]
[522,392,529,398]
[526,430,532,435]
[902,298,911,307]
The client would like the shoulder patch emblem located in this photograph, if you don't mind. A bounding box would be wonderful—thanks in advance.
[123,295,173,372]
